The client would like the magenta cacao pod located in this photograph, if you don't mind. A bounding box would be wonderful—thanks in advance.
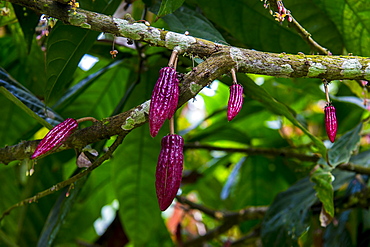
[324,104,337,143]
[149,67,179,137]
[155,134,184,211]
[31,118,78,159]
[227,84,244,121]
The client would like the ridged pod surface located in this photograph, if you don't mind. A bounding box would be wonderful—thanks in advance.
[324,104,337,143]
[155,134,184,211]
[227,84,244,121]
[149,67,179,137]
[31,118,78,159]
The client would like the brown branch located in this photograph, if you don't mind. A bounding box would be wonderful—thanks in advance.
[0,134,125,221]
[267,0,330,54]
[176,196,267,247]
[184,143,320,162]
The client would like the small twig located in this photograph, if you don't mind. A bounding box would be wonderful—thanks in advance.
[267,0,330,55]
[0,134,125,222]
[230,68,237,84]
[76,117,98,123]
[184,142,320,162]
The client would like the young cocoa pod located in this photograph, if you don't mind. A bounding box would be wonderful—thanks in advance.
[149,67,179,137]
[324,104,337,143]
[155,134,184,211]
[31,118,78,159]
[227,84,244,121]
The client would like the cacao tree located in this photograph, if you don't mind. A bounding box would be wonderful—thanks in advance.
[0,0,370,246]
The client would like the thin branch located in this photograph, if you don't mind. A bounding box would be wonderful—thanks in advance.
[0,134,125,221]
[176,196,267,247]
[267,0,330,55]
[184,142,320,162]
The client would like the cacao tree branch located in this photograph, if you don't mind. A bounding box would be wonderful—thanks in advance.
[0,134,125,222]
[6,0,370,80]
[2,0,370,163]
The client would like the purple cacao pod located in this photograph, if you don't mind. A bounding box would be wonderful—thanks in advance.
[31,118,78,159]
[324,104,337,143]
[227,84,244,121]
[155,134,184,211]
[149,67,179,137]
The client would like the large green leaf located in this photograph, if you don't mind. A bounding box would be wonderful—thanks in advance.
[327,122,362,167]
[232,155,294,210]
[60,62,131,119]
[312,123,362,222]
[162,5,226,42]
[0,68,63,128]
[111,127,171,246]
[313,0,370,56]
[310,167,334,218]
[12,4,40,53]
[261,177,317,247]
[45,23,100,104]
[45,0,122,104]
[0,166,22,246]
[53,59,124,111]
[157,0,185,18]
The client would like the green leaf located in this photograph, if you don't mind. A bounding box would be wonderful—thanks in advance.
[310,167,334,219]
[313,0,370,56]
[157,0,185,18]
[53,59,124,111]
[327,122,362,167]
[349,149,370,167]
[37,175,88,247]
[261,177,317,247]
[44,0,122,104]
[12,4,40,53]
[111,128,171,245]
[232,156,294,210]
[240,75,327,157]
[45,23,100,104]
[0,67,62,129]
[162,5,226,42]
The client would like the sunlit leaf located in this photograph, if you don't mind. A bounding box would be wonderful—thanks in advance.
[162,5,226,42]
[310,167,334,222]
[157,0,185,18]
[313,0,370,56]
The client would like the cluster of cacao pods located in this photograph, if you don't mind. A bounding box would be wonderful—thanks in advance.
[149,54,184,211]
[150,64,248,210]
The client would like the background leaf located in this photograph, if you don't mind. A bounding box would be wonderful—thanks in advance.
[157,0,185,18]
